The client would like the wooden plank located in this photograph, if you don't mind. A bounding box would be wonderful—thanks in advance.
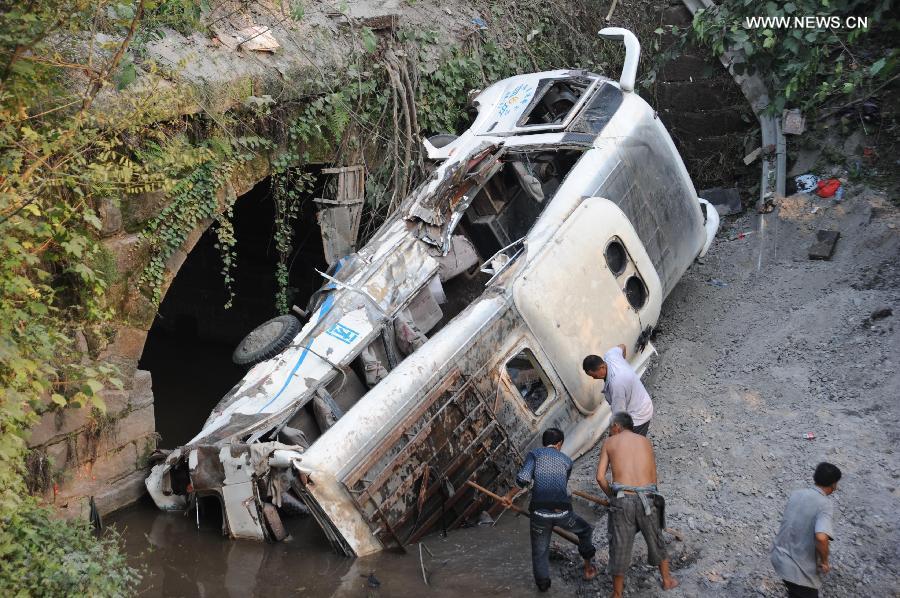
[406,440,511,544]
[401,427,506,536]
[354,421,433,505]
[368,408,492,518]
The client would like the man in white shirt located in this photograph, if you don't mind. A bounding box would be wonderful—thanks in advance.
[582,344,654,436]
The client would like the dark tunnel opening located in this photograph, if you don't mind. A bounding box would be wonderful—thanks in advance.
[139,174,328,448]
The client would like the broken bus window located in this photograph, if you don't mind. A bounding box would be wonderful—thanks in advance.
[505,348,554,414]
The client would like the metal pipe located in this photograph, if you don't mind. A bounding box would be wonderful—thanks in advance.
[598,27,640,92]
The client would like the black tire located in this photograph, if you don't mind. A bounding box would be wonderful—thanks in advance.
[427,134,458,148]
[232,314,302,366]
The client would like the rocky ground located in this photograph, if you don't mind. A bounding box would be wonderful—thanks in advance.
[554,186,900,597]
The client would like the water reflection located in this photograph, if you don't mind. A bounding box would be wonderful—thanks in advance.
[109,496,579,597]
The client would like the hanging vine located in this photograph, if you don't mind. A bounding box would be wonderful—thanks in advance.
[271,167,315,314]
[138,136,269,305]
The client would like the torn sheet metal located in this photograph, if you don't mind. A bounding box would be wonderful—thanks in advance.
[146,30,718,557]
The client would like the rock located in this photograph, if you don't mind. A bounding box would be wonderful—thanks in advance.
[121,190,167,232]
[788,147,823,177]
[97,197,122,237]
[871,306,892,320]
[842,130,867,157]
[808,230,840,260]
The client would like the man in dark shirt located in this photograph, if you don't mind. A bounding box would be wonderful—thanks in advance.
[502,427,597,592]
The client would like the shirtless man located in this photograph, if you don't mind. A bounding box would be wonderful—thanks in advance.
[596,412,678,597]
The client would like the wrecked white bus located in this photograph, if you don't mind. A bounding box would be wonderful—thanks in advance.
[146,28,719,556]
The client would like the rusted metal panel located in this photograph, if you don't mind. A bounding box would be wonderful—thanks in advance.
[340,371,519,549]
[317,165,366,265]
[343,369,461,489]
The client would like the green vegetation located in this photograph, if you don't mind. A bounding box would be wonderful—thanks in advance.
[1,505,140,596]
[19,0,887,593]
[688,0,897,114]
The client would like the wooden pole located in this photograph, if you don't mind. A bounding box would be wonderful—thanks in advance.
[465,481,580,545]
[572,489,610,507]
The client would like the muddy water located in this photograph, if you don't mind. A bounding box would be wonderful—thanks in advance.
[108,497,595,597]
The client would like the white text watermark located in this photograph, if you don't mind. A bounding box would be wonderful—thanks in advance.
[744,16,869,29]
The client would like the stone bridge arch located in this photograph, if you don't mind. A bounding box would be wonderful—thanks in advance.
[28,155,276,518]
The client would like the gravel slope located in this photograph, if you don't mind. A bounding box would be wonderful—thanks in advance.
[561,187,900,597]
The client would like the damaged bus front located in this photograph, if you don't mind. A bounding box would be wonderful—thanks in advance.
[145,28,719,556]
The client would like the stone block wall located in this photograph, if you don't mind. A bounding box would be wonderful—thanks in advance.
[25,155,272,519]
[652,4,756,190]
[27,370,157,518]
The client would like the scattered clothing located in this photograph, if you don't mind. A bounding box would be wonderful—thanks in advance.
[601,346,653,427]
[530,511,595,589]
[771,487,835,590]
[795,174,819,194]
[815,178,841,198]
[607,492,667,575]
[515,447,574,513]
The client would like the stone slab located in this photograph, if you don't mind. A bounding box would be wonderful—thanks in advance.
[809,230,840,260]
[122,190,167,233]
[98,197,123,238]
[99,389,130,416]
[104,325,149,363]
[27,406,92,448]
[788,147,823,177]
[131,369,153,395]
[57,442,138,500]
[53,495,91,521]
[43,438,71,471]
[58,406,156,468]
[102,233,145,277]
[109,404,156,451]
[93,469,149,515]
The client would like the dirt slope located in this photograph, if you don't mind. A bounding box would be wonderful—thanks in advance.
[562,186,900,596]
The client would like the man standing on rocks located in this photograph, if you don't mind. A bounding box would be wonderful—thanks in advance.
[583,344,654,436]
[771,462,842,598]
[596,412,678,596]
[501,427,598,592]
